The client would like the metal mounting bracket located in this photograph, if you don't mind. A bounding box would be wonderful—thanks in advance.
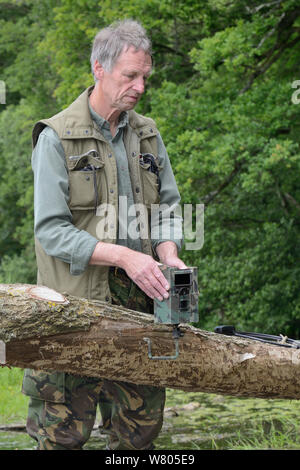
[143,337,179,360]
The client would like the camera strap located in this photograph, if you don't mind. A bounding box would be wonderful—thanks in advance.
[214,325,300,349]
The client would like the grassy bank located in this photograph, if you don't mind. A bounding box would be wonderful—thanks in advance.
[1,368,300,450]
[0,368,29,425]
[163,388,300,450]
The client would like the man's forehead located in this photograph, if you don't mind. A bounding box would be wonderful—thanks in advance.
[116,45,152,70]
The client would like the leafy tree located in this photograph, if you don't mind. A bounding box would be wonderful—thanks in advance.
[0,0,59,279]
[1,0,300,337]
[148,0,300,336]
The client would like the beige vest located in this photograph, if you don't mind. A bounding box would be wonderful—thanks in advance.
[32,86,160,301]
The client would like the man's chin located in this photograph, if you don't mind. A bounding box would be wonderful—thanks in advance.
[115,98,140,113]
[124,96,139,108]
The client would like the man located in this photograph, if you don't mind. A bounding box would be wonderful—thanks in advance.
[23,19,185,450]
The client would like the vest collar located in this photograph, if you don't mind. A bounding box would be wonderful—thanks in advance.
[61,86,158,141]
[61,86,103,140]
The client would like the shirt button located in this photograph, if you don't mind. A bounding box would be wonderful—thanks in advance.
[108,153,112,158]
[136,187,140,193]
[110,188,114,193]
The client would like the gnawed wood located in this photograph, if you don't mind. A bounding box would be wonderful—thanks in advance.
[1,283,300,399]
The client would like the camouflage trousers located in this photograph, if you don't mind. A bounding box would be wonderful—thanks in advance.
[23,268,165,450]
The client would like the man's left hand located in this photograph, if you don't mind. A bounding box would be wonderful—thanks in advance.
[155,241,187,269]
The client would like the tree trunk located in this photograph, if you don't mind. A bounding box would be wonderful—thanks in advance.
[1,283,300,399]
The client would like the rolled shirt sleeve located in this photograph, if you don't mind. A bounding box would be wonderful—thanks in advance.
[32,127,99,275]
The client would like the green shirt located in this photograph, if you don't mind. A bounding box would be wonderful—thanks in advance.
[32,106,183,275]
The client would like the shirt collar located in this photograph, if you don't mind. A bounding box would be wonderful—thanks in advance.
[88,100,128,132]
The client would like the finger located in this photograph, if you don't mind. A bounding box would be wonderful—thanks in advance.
[137,267,170,300]
[158,258,188,269]
[177,260,188,269]
[152,266,170,291]
[136,277,165,301]
[149,276,169,300]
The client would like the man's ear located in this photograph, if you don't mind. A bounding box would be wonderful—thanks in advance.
[93,60,105,81]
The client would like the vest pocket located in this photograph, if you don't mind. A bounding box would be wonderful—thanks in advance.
[140,164,160,207]
[68,153,106,211]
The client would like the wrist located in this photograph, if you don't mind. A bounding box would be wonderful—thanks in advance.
[155,241,187,269]
[116,245,133,270]
[90,242,131,268]
[155,241,178,262]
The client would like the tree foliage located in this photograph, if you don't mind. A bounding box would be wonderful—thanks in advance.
[1,0,300,335]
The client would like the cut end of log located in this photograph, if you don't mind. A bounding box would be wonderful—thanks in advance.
[26,286,69,305]
[0,283,70,306]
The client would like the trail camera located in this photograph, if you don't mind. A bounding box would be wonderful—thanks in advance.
[154,265,199,325]
[144,265,199,360]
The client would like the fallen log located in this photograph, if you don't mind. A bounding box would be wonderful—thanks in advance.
[0,283,300,399]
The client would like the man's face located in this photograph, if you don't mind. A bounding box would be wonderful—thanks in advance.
[95,46,152,112]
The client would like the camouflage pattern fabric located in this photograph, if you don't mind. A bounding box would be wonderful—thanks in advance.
[109,267,154,314]
[98,379,165,450]
[25,374,103,450]
[24,268,165,450]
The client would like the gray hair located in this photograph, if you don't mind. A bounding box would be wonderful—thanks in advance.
[90,19,152,79]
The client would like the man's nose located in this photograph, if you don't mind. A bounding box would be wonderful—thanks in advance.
[132,77,145,94]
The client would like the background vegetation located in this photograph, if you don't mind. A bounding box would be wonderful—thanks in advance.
[1,0,300,337]
[2,367,300,450]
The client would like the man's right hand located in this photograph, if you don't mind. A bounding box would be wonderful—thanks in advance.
[120,250,170,301]
[89,242,169,301]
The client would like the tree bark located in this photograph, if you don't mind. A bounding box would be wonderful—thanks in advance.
[1,283,300,399]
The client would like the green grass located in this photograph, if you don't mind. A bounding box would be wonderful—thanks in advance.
[1,368,300,450]
[226,419,300,450]
[0,368,29,424]
[161,389,300,450]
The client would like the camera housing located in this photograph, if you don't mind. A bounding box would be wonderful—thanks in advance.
[154,265,199,325]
